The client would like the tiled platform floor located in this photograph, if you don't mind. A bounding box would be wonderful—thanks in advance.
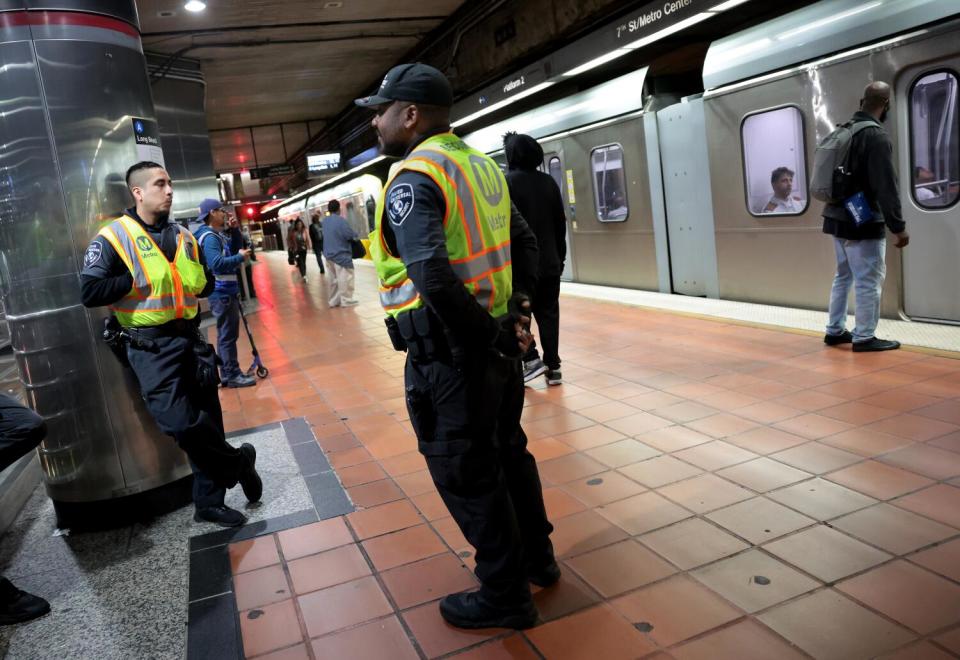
[218,254,960,659]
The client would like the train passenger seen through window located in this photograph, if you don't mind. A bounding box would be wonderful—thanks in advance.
[762,166,804,213]
[591,144,629,222]
[742,106,807,215]
[909,70,959,208]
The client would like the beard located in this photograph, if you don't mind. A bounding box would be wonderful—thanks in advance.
[379,134,407,158]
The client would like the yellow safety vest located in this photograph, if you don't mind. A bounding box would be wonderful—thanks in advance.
[97,216,207,327]
[370,132,513,319]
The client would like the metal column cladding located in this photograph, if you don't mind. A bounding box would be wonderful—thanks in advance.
[0,2,191,512]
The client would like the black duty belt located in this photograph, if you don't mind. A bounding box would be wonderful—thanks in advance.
[387,307,463,364]
[123,318,198,339]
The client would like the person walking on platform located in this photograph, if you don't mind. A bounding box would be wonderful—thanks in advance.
[357,63,557,630]
[287,218,310,282]
[822,81,909,352]
[193,198,256,389]
[0,395,50,625]
[80,161,263,528]
[308,212,325,275]
[503,132,567,386]
[322,200,359,307]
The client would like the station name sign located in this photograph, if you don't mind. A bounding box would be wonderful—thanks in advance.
[616,0,695,39]
[249,164,295,179]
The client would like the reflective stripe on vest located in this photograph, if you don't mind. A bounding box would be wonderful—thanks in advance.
[379,280,419,310]
[97,216,206,327]
[370,133,513,320]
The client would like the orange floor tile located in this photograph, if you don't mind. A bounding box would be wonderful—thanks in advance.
[221,254,960,659]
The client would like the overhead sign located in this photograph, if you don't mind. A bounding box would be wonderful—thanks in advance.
[307,152,342,177]
[131,117,164,167]
[249,164,295,179]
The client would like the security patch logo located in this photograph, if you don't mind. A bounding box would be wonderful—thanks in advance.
[387,183,414,226]
[136,236,153,252]
[83,242,102,268]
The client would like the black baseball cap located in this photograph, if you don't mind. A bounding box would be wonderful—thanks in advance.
[354,63,454,108]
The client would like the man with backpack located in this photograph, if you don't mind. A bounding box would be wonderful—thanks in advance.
[815,81,909,352]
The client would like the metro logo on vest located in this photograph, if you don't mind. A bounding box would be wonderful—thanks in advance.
[469,155,504,206]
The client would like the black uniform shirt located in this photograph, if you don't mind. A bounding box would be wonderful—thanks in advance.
[80,208,213,309]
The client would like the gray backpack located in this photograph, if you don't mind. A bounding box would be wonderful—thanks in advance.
[810,119,877,203]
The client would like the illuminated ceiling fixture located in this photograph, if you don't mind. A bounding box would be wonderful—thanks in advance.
[451,82,555,128]
[184,1,207,13]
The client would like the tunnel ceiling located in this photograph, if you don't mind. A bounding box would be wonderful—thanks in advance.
[136,0,467,131]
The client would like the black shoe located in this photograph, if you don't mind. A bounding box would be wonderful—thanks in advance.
[0,578,50,626]
[194,505,247,528]
[853,338,901,352]
[824,330,853,346]
[226,375,257,388]
[545,369,562,386]
[527,561,562,588]
[238,443,263,503]
[439,591,538,630]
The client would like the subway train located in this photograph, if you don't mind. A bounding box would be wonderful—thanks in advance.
[275,0,960,325]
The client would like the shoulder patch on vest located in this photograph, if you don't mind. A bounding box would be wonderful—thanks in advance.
[387,183,414,226]
[84,242,102,268]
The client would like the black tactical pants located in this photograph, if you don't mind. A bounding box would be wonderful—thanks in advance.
[522,274,562,371]
[126,335,244,495]
[405,349,554,604]
[0,394,46,471]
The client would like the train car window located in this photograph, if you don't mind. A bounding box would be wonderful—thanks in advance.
[548,156,563,193]
[590,144,629,222]
[910,70,959,209]
[741,106,808,216]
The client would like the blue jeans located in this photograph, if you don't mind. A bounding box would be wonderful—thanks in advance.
[826,237,886,343]
[210,294,241,381]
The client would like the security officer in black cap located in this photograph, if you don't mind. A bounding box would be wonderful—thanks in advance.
[358,64,557,630]
[80,162,263,527]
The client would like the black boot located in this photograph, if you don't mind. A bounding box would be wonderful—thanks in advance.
[527,560,562,588]
[439,590,538,630]
[0,578,50,626]
[238,443,263,503]
[194,505,247,528]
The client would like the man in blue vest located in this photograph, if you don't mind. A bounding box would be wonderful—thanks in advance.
[194,199,256,388]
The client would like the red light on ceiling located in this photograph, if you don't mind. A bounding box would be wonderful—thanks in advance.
[245,206,256,217]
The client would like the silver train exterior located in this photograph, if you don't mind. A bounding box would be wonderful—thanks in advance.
[0,1,191,521]
[273,0,959,326]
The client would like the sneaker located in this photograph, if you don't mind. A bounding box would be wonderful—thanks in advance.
[329,301,340,308]
[341,299,359,307]
[194,505,246,528]
[226,374,257,388]
[523,358,548,383]
[853,338,901,352]
[439,591,538,630]
[303,276,308,282]
[824,330,853,346]
[545,369,562,386]
[238,443,263,503]
[527,560,562,588]
[0,578,50,626]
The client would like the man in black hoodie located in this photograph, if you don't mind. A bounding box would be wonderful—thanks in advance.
[503,133,567,385]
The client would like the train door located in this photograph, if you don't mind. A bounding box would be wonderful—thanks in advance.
[543,152,575,281]
[899,65,960,323]
[656,99,720,297]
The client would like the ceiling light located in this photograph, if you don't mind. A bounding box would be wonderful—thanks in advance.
[563,49,631,77]
[451,82,555,128]
[184,1,206,13]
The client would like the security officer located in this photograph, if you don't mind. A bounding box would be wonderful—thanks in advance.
[193,199,256,389]
[356,63,556,630]
[80,162,262,528]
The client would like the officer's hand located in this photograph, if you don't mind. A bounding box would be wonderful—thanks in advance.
[517,323,534,354]
[893,231,909,248]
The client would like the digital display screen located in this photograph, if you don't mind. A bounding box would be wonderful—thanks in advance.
[307,152,341,176]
